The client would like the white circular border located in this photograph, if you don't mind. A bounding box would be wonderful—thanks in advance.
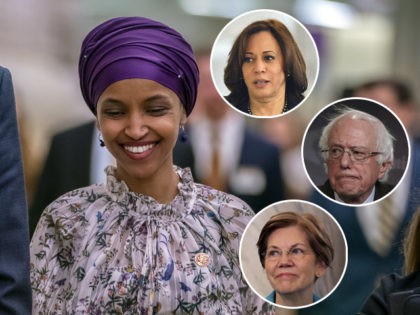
[210,9,320,119]
[239,199,349,310]
[301,96,412,207]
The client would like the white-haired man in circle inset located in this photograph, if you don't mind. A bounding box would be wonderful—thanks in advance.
[318,108,395,204]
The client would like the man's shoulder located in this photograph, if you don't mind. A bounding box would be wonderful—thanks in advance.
[317,180,335,198]
[54,120,96,141]
[375,181,394,199]
[0,66,11,77]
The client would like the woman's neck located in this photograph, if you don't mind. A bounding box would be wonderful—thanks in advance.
[275,288,313,307]
[116,164,180,204]
[249,92,286,116]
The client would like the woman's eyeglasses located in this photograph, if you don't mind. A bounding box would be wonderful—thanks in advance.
[265,247,311,262]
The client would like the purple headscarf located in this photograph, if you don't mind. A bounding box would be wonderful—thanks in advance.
[79,16,199,116]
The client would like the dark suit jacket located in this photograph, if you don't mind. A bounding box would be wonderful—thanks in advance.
[29,121,95,236]
[173,127,285,213]
[359,271,420,315]
[299,140,420,315]
[318,179,394,202]
[0,66,31,313]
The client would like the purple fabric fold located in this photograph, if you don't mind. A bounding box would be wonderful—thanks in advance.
[79,16,199,116]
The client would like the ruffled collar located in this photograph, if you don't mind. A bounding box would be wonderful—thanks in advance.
[104,165,196,221]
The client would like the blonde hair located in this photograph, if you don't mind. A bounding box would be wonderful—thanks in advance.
[404,208,420,275]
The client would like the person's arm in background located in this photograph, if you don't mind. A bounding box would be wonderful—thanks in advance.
[0,66,31,313]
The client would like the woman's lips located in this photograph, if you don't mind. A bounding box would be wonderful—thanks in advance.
[276,272,297,279]
[122,142,156,160]
[124,143,155,153]
[253,79,270,88]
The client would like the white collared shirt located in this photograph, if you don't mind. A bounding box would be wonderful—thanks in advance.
[334,187,376,204]
[189,111,244,181]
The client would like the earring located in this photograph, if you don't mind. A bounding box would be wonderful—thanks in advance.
[98,133,105,147]
[180,124,188,143]
[287,72,291,78]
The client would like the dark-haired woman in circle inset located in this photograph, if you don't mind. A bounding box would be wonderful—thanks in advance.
[257,211,334,306]
[224,19,307,116]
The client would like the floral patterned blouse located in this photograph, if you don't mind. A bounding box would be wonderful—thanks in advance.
[30,166,273,314]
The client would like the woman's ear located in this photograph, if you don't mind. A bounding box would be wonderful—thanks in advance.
[315,262,327,279]
[180,106,187,125]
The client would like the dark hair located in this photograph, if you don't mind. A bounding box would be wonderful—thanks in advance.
[256,212,334,270]
[224,19,307,113]
[355,79,414,105]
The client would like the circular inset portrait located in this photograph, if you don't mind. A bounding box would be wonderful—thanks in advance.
[211,9,319,118]
[240,200,347,309]
[302,97,410,206]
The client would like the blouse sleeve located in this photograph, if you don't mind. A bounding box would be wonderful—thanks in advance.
[215,192,275,314]
[30,198,79,313]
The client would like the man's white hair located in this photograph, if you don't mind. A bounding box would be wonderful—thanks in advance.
[318,107,395,181]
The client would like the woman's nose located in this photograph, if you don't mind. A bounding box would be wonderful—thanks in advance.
[124,113,148,139]
[254,58,266,73]
[277,253,293,267]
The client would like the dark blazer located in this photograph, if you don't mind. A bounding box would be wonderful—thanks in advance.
[29,121,95,236]
[173,127,285,213]
[0,66,31,313]
[318,179,394,202]
[299,140,420,315]
[359,271,420,315]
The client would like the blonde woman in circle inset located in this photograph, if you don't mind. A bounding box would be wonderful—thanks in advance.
[240,201,347,309]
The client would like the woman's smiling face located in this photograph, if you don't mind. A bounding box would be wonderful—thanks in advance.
[96,78,186,185]
[264,225,326,304]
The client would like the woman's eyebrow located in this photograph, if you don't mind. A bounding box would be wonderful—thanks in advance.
[143,94,172,104]
[262,50,277,54]
[244,50,277,55]
[267,243,306,250]
[100,98,124,106]
[100,94,173,106]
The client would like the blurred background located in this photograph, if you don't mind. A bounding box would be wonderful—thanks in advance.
[1,0,418,203]
[1,1,419,314]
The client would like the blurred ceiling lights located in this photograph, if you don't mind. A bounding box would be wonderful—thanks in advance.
[179,0,356,29]
[178,0,259,19]
[294,0,356,29]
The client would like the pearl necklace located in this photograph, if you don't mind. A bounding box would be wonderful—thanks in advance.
[247,99,288,115]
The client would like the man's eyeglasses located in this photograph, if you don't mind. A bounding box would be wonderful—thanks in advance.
[321,146,383,162]
[265,247,311,262]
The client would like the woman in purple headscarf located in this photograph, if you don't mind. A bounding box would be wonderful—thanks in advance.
[30,17,272,314]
